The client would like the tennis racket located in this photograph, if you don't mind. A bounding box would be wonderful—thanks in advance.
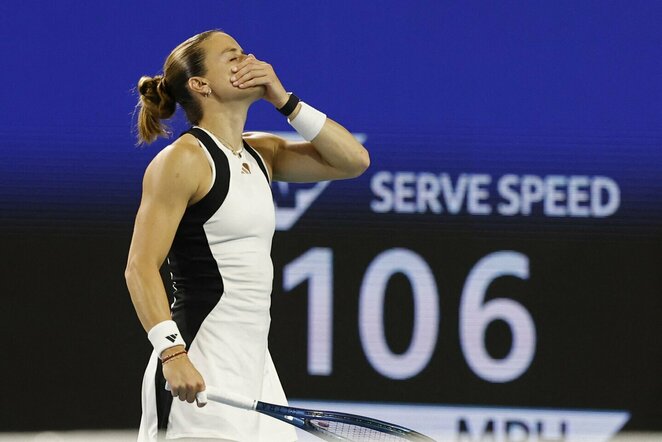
[192,385,435,441]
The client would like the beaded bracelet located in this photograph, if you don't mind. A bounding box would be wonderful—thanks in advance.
[161,350,187,364]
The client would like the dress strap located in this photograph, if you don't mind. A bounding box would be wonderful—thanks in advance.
[242,140,271,184]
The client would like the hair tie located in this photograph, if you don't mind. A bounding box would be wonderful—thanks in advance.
[158,77,170,96]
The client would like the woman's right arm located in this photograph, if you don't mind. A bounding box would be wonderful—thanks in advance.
[125,139,209,406]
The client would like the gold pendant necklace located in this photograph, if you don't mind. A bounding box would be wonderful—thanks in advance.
[203,127,243,158]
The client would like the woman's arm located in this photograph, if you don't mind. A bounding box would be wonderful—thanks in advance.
[125,141,202,331]
[125,138,209,406]
[245,119,369,183]
[231,55,370,183]
[274,106,370,182]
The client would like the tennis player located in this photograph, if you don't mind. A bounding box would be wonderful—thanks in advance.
[125,30,369,441]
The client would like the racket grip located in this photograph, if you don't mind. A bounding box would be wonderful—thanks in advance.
[196,389,208,405]
[204,386,257,411]
[164,382,208,407]
[165,381,207,407]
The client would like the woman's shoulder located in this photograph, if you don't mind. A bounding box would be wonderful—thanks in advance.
[242,131,282,149]
[146,134,208,177]
[242,131,283,166]
[157,133,205,161]
[242,130,280,140]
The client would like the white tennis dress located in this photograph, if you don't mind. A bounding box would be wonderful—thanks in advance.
[138,127,297,442]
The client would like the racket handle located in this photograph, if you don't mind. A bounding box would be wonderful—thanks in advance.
[164,382,255,410]
[164,382,208,407]
[196,389,208,406]
[204,386,257,411]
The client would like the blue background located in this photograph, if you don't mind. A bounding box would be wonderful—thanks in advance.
[1,0,661,232]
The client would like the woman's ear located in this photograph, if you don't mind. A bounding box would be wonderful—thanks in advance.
[188,77,210,96]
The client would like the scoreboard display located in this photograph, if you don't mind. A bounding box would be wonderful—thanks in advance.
[267,132,662,439]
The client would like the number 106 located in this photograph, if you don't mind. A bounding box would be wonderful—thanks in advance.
[283,248,535,383]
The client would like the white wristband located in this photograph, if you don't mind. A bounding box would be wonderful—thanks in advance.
[148,320,186,357]
[288,101,326,141]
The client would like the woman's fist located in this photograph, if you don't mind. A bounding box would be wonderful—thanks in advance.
[162,350,207,408]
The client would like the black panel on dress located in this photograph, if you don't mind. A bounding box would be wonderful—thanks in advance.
[156,127,231,431]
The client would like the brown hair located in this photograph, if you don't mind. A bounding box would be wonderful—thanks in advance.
[136,30,220,144]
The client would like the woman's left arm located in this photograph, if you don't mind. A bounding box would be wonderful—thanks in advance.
[231,55,370,182]
[272,110,370,182]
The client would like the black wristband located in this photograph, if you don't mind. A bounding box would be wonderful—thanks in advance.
[277,93,300,116]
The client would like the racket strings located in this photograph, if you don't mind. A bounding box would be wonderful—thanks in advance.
[310,419,412,441]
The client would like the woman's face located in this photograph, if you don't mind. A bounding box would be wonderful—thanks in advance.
[200,32,263,102]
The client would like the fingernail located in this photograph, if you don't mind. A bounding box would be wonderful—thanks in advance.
[233,81,238,86]
[230,76,236,81]
[231,67,237,72]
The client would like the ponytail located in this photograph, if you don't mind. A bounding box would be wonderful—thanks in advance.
[136,75,177,144]
[134,30,220,145]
